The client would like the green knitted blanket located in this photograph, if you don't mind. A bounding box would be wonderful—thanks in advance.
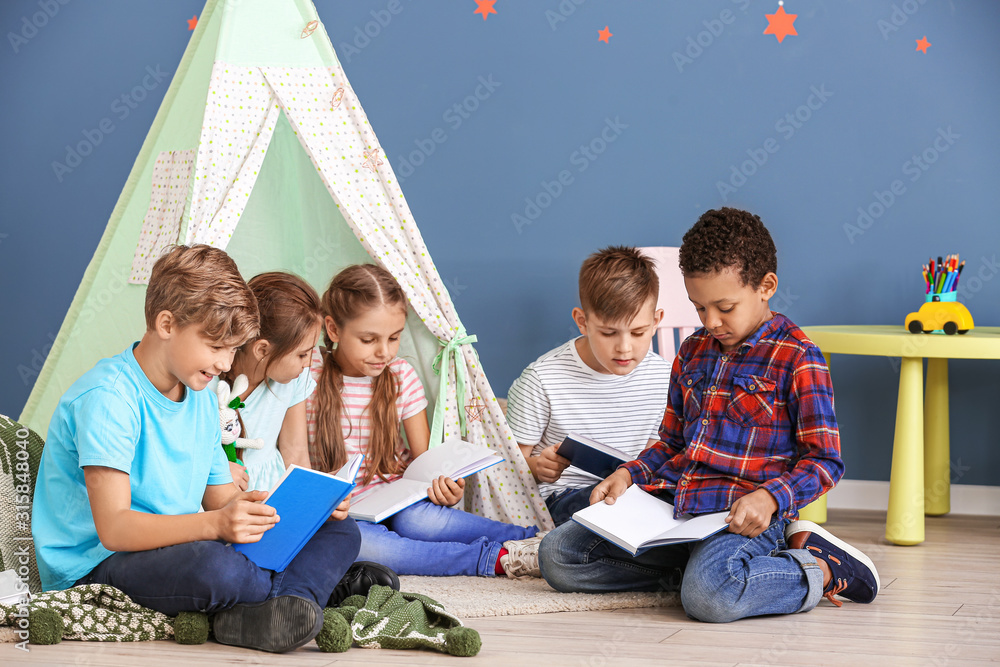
[0,584,174,642]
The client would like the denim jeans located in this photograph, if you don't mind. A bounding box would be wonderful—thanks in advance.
[545,484,599,526]
[78,518,362,616]
[356,500,538,576]
[539,516,825,622]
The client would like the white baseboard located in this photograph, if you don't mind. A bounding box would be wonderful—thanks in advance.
[827,479,1000,516]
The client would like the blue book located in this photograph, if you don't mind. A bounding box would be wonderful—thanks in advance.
[233,454,363,571]
[556,432,631,479]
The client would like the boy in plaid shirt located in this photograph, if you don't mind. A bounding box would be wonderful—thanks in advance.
[538,208,880,621]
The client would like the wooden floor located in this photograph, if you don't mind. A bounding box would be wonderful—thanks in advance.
[3,509,999,666]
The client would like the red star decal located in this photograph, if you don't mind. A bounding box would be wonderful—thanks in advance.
[764,5,797,43]
[598,26,613,43]
[916,36,931,53]
[187,15,198,31]
[474,0,497,21]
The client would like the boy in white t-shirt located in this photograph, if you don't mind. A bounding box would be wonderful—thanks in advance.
[506,246,672,526]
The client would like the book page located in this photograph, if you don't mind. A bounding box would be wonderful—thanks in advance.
[348,478,428,522]
[333,452,364,483]
[402,438,493,482]
[576,485,686,549]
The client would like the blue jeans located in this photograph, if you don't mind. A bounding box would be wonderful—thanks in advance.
[539,517,825,622]
[78,518,362,617]
[545,484,599,526]
[357,500,537,576]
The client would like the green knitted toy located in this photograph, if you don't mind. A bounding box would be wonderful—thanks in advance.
[327,584,480,657]
[173,611,209,644]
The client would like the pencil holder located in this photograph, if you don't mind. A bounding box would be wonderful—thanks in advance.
[926,291,957,304]
[905,292,974,335]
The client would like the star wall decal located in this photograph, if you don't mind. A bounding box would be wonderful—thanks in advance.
[474,0,497,21]
[916,36,931,53]
[598,26,613,43]
[362,148,384,173]
[764,2,797,43]
[187,15,198,31]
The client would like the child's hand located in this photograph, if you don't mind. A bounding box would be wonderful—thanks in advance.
[725,489,778,538]
[216,490,278,543]
[590,468,632,505]
[229,461,249,492]
[427,476,465,506]
[531,445,572,484]
[330,496,351,521]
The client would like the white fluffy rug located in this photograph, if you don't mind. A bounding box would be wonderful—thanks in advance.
[398,575,678,618]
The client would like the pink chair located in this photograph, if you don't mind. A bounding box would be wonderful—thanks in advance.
[640,247,702,362]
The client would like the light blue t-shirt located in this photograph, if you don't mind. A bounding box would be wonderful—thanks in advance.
[32,344,232,591]
[209,368,316,492]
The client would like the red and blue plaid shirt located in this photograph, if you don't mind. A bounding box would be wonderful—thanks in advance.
[622,313,843,519]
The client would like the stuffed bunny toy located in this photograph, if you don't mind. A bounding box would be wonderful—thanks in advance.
[216,375,265,465]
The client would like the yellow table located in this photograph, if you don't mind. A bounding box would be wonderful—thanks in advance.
[798,325,1000,545]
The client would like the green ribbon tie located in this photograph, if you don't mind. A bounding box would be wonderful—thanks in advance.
[429,327,478,447]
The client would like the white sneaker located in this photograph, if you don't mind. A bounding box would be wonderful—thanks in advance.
[500,530,550,579]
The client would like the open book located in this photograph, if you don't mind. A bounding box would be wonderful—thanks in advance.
[572,485,729,556]
[348,437,503,523]
[233,453,364,571]
[555,432,631,479]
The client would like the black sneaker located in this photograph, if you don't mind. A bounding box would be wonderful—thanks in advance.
[328,561,400,607]
[212,595,323,653]
[786,520,880,606]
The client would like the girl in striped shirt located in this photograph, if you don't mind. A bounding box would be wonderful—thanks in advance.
[308,264,541,577]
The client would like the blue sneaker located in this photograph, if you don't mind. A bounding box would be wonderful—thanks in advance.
[786,520,880,606]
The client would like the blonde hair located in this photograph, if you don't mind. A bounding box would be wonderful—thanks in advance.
[578,245,659,323]
[223,272,323,390]
[313,264,408,486]
[145,244,258,345]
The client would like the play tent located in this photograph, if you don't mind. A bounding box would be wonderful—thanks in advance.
[20,0,549,528]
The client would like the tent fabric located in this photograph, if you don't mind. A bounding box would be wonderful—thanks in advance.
[129,150,196,284]
[21,0,551,529]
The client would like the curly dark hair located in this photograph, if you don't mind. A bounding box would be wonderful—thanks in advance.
[678,208,777,288]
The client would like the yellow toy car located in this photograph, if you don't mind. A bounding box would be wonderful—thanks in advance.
[905,299,974,335]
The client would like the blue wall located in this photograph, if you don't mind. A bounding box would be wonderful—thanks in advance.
[1,1,998,485]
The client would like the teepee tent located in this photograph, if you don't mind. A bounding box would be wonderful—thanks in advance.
[20,0,550,529]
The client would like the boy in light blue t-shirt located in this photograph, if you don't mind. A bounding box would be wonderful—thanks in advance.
[32,245,362,654]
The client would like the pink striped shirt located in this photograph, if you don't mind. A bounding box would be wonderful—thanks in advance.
[306,348,428,496]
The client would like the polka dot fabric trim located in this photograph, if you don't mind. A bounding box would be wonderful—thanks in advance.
[186,62,281,248]
[129,149,195,285]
